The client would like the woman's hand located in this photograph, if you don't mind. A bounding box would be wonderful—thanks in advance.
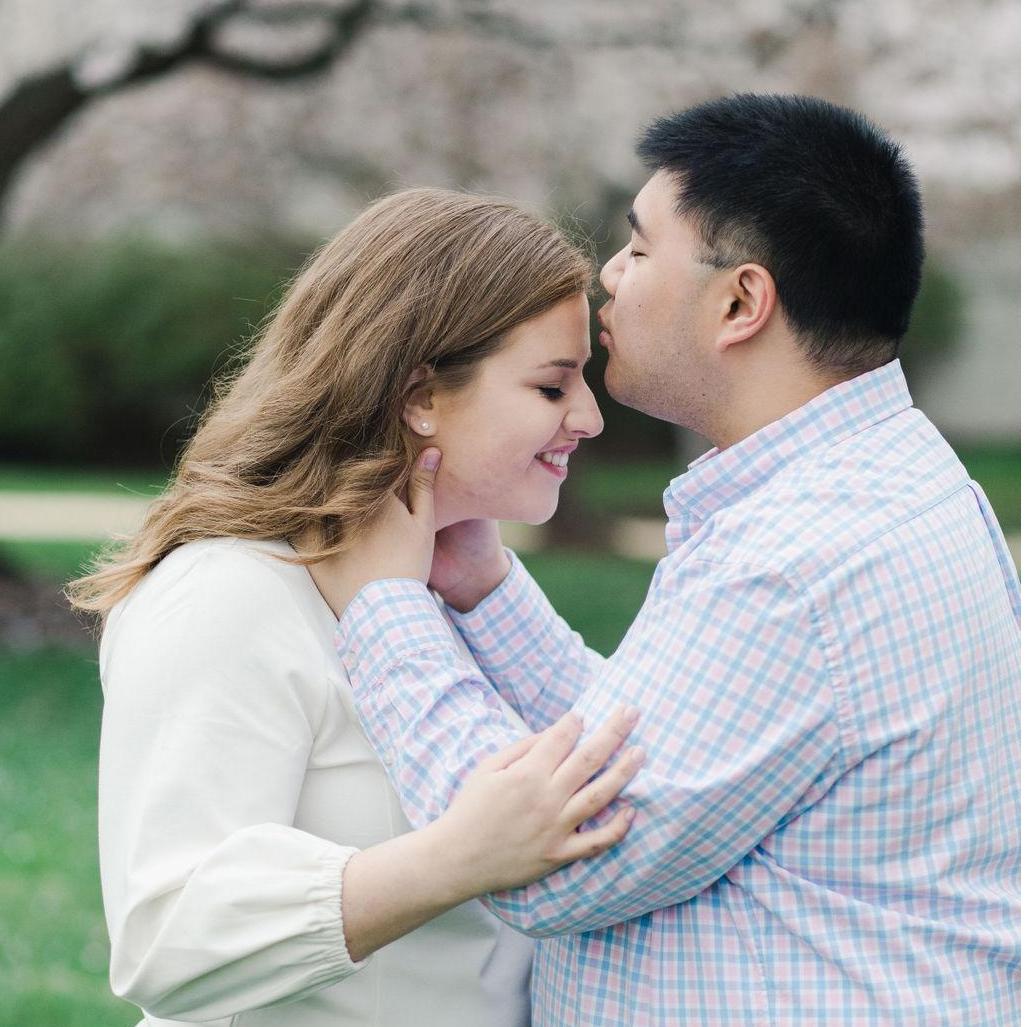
[340,707,643,962]
[433,706,645,896]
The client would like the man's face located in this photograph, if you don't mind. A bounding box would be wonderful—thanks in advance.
[597,171,722,430]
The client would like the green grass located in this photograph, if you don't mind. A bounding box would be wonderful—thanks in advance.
[0,464,167,496]
[0,540,105,583]
[0,648,139,1027]
[958,443,1020,531]
[521,552,655,656]
[576,458,682,519]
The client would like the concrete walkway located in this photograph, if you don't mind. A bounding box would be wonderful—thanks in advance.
[0,491,1020,569]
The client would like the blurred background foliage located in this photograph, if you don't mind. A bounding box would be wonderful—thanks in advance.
[0,237,301,464]
[0,232,972,467]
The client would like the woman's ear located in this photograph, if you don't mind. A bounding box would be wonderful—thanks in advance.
[403,366,437,437]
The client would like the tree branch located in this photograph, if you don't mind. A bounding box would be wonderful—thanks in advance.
[0,0,679,224]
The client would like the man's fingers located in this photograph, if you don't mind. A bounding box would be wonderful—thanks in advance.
[551,705,640,795]
[562,745,645,827]
[554,806,636,864]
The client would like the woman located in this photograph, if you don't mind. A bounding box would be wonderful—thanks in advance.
[68,188,640,1027]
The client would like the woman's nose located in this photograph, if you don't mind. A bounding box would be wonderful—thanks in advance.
[565,386,604,439]
[599,245,627,298]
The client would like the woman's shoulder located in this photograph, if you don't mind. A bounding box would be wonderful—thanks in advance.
[126,537,304,609]
[103,538,327,668]
[100,538,335,732]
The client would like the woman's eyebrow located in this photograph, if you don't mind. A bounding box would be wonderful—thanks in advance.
[535,355,591,370]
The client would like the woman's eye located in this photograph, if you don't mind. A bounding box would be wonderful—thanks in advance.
[630,250,645,259]
[538,386,565,401]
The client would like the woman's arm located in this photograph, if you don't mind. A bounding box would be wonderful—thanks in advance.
[101,545,640,1019]
[341,711,641,960]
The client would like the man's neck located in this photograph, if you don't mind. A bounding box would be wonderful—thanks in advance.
[707,363,851,452]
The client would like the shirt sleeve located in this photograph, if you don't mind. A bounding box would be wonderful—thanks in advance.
[337,558,841,936]
[445,550,606,731]
[99,547,368,1021]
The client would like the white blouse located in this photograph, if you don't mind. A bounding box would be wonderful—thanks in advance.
[98,537,534,1027]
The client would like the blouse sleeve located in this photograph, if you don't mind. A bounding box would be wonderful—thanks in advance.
[97,543,368,1021]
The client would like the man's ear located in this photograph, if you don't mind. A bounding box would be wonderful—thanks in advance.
[402,366,437,437]
[714,263,777,353]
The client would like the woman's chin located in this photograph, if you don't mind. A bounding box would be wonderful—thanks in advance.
[503,498,559,527]
[451,500,558,529]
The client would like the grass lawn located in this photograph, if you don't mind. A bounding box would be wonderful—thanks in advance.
[0,541,654,1026]
[0,540,106,583]
[0,647,139,1027]
[0,464,168,496]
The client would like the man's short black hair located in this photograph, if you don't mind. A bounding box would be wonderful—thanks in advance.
[637,94,925,374]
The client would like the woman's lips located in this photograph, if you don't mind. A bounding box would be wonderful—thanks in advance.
[535,457,568,479]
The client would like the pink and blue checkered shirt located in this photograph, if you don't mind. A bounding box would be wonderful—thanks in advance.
[337,361,1020,1025]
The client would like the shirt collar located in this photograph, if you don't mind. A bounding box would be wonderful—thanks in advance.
[663,359,913,544]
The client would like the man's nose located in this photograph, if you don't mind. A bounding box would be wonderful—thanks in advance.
[599,245,627,298]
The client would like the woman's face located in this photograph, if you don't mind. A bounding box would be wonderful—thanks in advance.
[419,293,604,528]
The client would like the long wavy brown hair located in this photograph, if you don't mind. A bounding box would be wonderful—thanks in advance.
[67,188,592,616]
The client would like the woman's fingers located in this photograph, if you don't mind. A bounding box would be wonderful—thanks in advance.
[407,447,441,521]
[554,805,636,864]
[516,710,583,774]
[551,705,640,796]
[476,733,538,772]
[562,743,645,827]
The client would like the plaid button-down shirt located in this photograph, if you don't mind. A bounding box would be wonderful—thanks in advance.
[338,361,1020,1025]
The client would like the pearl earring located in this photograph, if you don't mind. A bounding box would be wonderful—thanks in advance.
[420,421,431,432]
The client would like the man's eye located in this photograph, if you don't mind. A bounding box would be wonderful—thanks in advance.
[630,250,645,259]
[538,386,565,400]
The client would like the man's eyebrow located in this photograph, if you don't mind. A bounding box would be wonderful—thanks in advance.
[536,354,592,370]
[627,207,650,242]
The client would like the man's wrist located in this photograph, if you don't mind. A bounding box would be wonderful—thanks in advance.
[441,551,513,613]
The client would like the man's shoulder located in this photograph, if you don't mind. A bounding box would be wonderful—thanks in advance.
[697,410,970,584]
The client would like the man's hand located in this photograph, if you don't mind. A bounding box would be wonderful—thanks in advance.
[306,448,441,618]
[430,519,512,613]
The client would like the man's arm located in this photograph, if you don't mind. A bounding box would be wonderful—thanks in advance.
[338,558,841,935]
[445,550,607,731]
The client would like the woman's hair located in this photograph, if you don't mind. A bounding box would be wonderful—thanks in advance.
[67,188,592,616]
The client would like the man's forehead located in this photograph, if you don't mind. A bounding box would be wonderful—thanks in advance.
[630,171,679,231]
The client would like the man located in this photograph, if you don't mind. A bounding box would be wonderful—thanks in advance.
[332,95,1020,1024]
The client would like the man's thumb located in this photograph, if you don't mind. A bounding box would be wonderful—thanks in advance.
[409,447,441,518]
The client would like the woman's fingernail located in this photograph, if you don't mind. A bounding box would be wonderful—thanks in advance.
[630,746,645,765]
[622,705,639,725]
[623,807,636,823]
[421,448,441,470]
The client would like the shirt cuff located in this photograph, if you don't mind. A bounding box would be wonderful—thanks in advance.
[445,551,555,672]
[320,844,373,979]
[336,579,461,695]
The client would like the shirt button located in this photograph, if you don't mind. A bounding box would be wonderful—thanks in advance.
[382,750,395,766]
